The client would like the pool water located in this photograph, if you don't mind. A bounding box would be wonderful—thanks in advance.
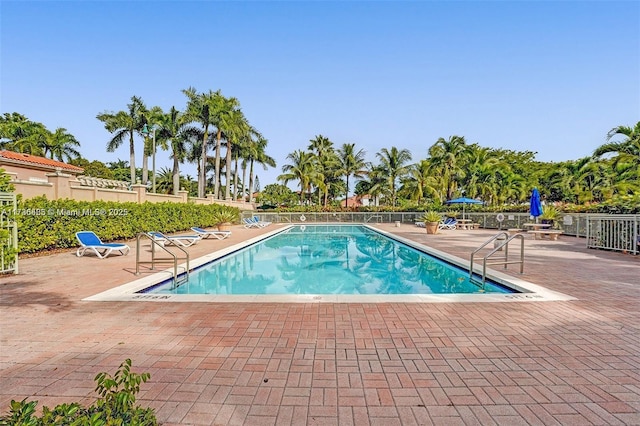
[144,225,514,295]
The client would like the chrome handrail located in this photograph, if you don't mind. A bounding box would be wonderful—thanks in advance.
[365,215,383,223]
[135,233,190,287]
[470,232,525,284]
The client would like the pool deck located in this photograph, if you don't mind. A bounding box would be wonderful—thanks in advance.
[1,223,639,425]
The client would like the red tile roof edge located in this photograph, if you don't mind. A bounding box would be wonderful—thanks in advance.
[0,150,84,172]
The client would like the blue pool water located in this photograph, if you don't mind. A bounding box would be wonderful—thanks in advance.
[144,225,515,295]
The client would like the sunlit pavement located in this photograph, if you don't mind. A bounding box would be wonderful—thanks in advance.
[1,223,639,425]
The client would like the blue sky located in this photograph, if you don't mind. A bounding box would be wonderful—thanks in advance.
[2,1,639,190]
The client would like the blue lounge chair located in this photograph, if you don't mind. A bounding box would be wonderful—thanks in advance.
[191,227,231,240]
[438,218,458,230]
[75,231,130,259]
[148,231,201,247]
[252,216,272,227]
[243,218,262,229]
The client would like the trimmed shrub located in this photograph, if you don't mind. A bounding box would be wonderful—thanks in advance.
[15,197,240,253]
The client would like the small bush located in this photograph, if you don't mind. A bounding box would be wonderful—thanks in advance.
[0,359,157,426]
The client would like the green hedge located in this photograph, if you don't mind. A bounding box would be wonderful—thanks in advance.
[15,197,239,254]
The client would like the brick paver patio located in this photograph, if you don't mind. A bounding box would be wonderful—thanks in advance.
[1,224,639,425]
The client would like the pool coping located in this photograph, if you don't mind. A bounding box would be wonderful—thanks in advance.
[83,224,576,303]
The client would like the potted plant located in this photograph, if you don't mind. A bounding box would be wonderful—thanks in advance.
[211,208,238,232]
[540,205,560,228]
[420,211,442,234]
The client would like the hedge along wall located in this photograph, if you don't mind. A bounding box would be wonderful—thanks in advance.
[15,196,239,253]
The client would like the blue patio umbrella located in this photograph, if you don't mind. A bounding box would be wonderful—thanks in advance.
[445,197,484,220]
[530,188,543,221]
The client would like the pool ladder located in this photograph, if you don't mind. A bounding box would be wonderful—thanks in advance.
[470,232,525,285]
[135,233,189,288]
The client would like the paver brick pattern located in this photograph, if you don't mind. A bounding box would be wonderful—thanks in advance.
[1,224,639,425]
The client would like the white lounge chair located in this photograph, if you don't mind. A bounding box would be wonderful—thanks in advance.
[191,227,231,240]
[75,231,130,259]
[148,231,201,247]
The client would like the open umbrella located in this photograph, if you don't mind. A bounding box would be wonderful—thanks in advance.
[445,197,483,220]
[529,188,542,222]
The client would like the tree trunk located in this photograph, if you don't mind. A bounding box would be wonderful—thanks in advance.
[214,129,222,198]
[199,128,208,198]
[225,141,232,199]
[248,159,255,203]
[172,153,180,196]
[233,152,239,201]
[142,151,149,185]
[241,161,247,202]
[129,133,136,184]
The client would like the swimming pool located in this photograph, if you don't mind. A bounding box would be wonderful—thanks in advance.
[142,225,515,295]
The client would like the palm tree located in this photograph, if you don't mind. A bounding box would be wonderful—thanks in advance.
[156,106,198,195]
[375,146,412,207]
[428,135,468,200]
[400,159,439,204]
[182,87,218,198]
[308,135,333,158]
[278,150,316,205]
[153,167,175,194]
[359,164,389,206]
[140,105,166,185]
[308,135,339,206]
[222,108,248,199]
[0,113,47,155]
[337,143,367,200]
[41,128,81,162]
[593,122,640,169]
[248,135,276,203]
[210,93,240,199]
[96,96,147,184]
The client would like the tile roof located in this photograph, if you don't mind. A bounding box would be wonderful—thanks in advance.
[0,150,84,173]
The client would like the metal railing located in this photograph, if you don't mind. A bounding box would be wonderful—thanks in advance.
[586,215,639,255]
[135,233,190,287]
[0,193,18,274]
[470,232,525,285]
[245,211,639,255]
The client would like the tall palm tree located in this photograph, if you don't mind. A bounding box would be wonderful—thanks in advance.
[337,143,367,200]
[375,146,412,207]
[428,135,468,200]
[41,128,81,162]
[308,135,333,158]
[222,108,249,199]
[97,96,147,184]
[232,124,257,201]
[210,93,240,199]
[156,106,198,195]
[248,135,276,203]
[182,87,219,198]
[140,105,166,185]
[308,135,339,207]
[278,150,316,205]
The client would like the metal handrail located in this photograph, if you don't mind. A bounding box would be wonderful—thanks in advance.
[135,232,190,287]
[470,232,525,284]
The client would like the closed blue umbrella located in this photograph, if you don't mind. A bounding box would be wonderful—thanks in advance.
[530,188,543,220]
[445,197,483,220]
